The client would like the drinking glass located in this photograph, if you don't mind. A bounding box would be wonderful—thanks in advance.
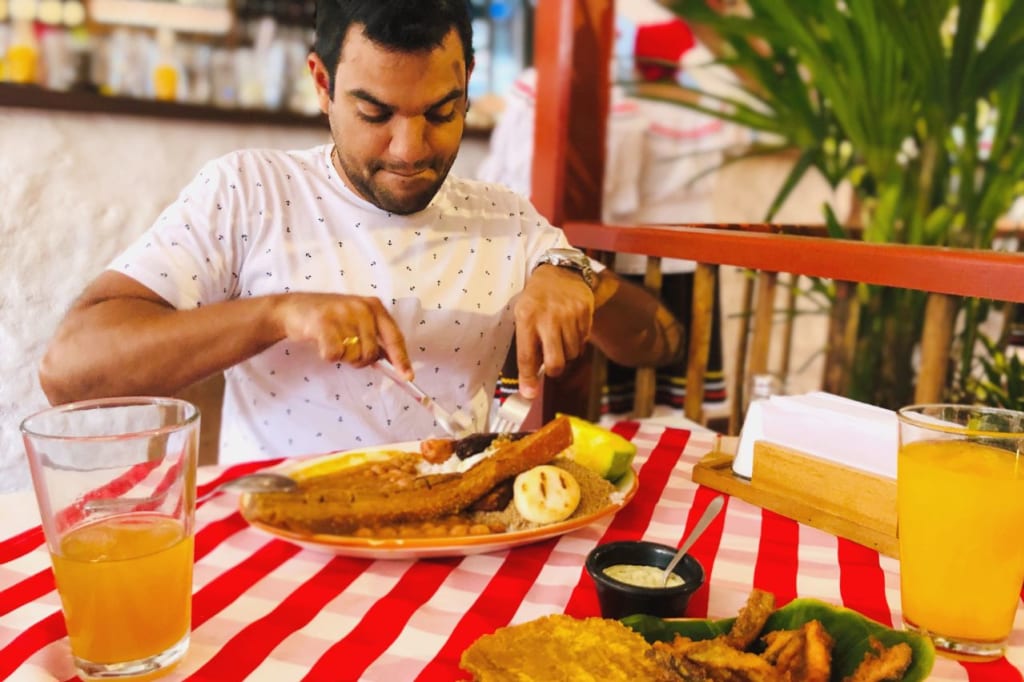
[897,404,1024,660]
[21,397,200,679]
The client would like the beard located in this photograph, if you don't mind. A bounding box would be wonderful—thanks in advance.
[333,146,458,215]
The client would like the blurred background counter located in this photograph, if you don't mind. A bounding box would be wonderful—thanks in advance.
[0,0,516,128]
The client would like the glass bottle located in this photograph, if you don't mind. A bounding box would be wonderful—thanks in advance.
[152,27,179,102]
[7,19,39,84]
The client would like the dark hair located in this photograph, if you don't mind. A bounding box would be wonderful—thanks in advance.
[314,0,475,95]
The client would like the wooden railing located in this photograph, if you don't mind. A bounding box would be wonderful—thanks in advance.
[544,221,1024,432]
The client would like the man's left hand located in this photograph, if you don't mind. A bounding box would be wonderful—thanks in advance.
[513,264,595,398]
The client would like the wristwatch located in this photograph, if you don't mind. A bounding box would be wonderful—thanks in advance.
[533,248,597,290]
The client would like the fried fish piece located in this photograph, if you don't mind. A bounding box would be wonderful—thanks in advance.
[761,620,833,682]
[243,417,572,534]
[655,636,784,682]
[461,614,680,681]
[843,638,913,682]
[725,589,776,650]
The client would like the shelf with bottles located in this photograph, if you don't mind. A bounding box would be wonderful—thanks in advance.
[0,1,496,135]
[0,0,325,119]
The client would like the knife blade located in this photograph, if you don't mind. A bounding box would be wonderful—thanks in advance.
[373,359,473,438]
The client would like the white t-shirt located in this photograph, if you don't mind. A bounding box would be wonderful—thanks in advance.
[110,144,571,464]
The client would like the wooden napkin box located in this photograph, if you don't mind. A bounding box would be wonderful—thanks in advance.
[692,437,898,557]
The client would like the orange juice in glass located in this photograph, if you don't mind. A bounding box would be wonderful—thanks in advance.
[897,404,1024,660]
[21,397,199,679]
[52,514,194,664]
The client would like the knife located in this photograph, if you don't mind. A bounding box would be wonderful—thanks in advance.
[373,359,474,438]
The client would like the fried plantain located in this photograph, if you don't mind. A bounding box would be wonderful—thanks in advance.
[460,614,681,681]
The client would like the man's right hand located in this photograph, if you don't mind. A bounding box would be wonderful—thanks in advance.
[274,292,411,376]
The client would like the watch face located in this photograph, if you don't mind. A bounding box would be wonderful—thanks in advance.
[539,248,595,289]
[550,248,586,265]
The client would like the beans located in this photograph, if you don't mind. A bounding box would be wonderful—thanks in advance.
[352,517,507,539]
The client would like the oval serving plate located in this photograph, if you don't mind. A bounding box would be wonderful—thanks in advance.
[239,441,639,560]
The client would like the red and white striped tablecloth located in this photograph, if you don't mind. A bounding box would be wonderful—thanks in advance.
[1,421,1021,681]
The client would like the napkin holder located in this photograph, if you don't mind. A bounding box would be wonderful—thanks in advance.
[692,437,898,557]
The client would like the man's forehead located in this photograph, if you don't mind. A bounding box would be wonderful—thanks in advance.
[338,24,466,69]
[335,26,466,105]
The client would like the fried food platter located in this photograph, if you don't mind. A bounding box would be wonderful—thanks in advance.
[458,589,935,681]
[239,440,638,560]
[626,596,935,681]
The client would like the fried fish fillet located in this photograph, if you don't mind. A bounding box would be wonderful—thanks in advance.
[725,589,776,650]
[843,638,913,682]
[653,636,782,681]
[243,416,572,534]
[460,614,680,682]
[762,619,833,682]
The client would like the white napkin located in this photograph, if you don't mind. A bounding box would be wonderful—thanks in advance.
[732,391,899,479]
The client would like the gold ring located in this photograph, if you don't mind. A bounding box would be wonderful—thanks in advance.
[341,336,361,347]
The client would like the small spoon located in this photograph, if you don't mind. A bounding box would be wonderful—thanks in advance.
[662,495,725,586]
[84,472,299,512]
[198,472,299,501]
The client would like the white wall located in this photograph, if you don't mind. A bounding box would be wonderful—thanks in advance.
[0,106,488,492]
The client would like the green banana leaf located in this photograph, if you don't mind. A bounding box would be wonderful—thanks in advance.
[623,597,935,681]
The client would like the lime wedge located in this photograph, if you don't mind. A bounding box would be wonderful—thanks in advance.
[559,414,636,481]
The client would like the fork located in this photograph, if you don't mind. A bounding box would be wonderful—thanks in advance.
[491,366,545,433]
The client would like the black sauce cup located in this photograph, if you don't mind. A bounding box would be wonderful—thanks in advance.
[585,540,705,620]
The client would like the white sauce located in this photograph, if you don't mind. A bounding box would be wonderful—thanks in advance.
[603,564,684,588]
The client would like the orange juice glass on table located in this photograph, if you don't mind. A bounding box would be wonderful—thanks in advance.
[21,397,200,679]
[897,404,1024,660]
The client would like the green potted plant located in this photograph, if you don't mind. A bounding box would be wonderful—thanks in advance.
[648,0,1024,408]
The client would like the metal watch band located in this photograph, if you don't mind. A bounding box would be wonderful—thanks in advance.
[533,248,597,290]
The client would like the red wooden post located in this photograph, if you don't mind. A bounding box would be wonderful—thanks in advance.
[529,0,614,425]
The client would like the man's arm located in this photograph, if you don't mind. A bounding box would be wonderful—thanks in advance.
[39,271,411,405]
[589,269,686,368]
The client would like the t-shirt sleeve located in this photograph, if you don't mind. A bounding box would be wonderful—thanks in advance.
[517,193,606,275]
[107,156,247,309]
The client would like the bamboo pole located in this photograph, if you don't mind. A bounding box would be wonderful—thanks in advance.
[915,293,958,403]
[684,263,718,424]
[632,255,664,418]
[823,281,857,395]
[728,272,756,435]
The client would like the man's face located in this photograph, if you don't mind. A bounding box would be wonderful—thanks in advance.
[310,26,470,215]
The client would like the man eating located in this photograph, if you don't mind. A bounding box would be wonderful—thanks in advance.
[39,0,685,464]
